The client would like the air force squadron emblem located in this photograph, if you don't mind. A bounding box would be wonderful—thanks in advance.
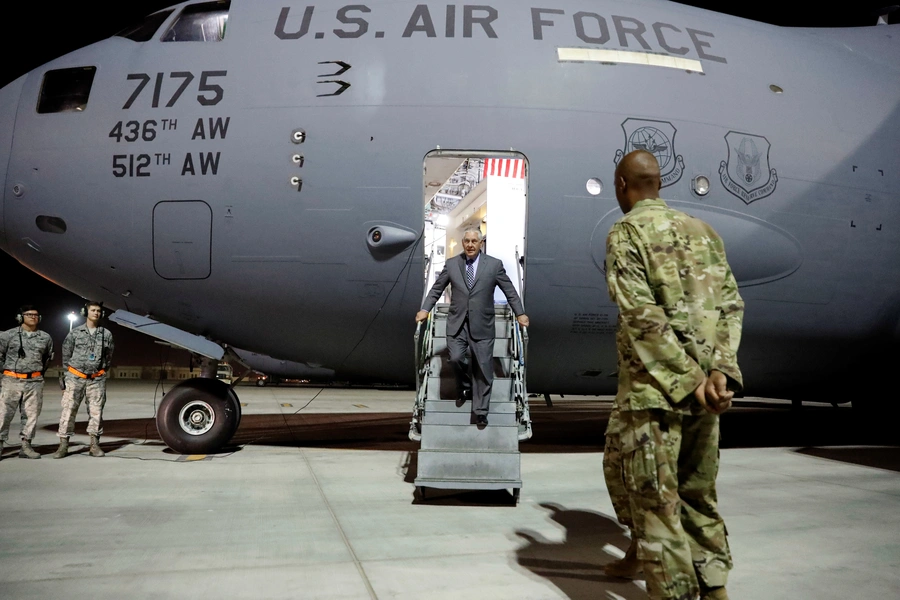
[614,119,684,188]
[719,131,778,204]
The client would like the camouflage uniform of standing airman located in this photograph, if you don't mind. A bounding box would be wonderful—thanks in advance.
[0,326,54,455]
[56,323,114,447]
[605,198,744,600]
[603,406,633,529]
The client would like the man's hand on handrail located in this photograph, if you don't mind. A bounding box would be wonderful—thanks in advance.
[415,310,429,323]
[517,314,530,327]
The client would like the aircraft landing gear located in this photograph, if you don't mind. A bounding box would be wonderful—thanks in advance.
[157,378,241,454]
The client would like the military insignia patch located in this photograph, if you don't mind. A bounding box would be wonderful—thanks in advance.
[614,119,684,188]
[719,131,778,204]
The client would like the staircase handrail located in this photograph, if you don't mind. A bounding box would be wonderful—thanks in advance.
[510,309,532,441]
[410,308,435,441]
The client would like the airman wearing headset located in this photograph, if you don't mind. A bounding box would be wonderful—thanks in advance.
[53,301,114,459]
[0,305,54,459]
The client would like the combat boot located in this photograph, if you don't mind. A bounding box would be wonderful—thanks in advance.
[603,538,642,579]
[19,439,41,459]
[701,587,729,600]
[53,437,69,459]
[89,435,105,457]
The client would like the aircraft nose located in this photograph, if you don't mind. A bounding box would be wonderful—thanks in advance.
[0,74,25,253]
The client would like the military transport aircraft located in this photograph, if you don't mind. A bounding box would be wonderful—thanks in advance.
[0,0,897,453]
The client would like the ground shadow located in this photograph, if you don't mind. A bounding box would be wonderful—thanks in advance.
[514,502,646,600]
[413,487,519,506]
[41,402,899,468]
[1,438,131,458]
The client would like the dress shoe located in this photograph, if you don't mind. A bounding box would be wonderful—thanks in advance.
[459,389,472,401]
[476,414,488,427]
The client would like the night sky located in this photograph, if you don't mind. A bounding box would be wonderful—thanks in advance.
[0,1,897,365]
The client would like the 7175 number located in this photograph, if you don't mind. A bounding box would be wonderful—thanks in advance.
[123,70,227,109]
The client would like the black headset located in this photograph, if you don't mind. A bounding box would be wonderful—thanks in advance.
[13,305,40,360]
[15,305,41,324]
[80,301,109,369]
[80,301,106,319]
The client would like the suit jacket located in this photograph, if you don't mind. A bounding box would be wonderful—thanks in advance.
[422,253,524,340]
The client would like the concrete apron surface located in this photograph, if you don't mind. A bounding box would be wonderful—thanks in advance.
[0,381,898,600]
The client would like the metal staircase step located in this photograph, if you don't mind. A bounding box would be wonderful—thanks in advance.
[420,423,519,452]
[428,356,512,378]
[416,450,521,488]
[426,377,512,401]
[425,399,516,414]
[423,411,517,426]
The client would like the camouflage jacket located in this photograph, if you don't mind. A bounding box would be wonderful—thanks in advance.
[63,324,114,375]
[0,327,54,376]
[605,198,744,413]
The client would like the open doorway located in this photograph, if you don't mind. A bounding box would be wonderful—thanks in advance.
[422,150,528,305]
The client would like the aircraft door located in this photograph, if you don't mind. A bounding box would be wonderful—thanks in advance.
[422,151,528,305]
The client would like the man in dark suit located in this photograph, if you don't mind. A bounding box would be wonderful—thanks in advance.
[416,228,529,426]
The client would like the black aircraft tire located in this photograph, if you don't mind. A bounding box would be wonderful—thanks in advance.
[157,378,237,454]
[225,386,242,436]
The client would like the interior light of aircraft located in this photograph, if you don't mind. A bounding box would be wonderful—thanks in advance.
[586,178,603,196]
[692,175,711,196]
[292,129,306,144]
[436,214,450,227]
[770,84,784,94]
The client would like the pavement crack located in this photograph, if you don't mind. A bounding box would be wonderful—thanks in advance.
[299,447,379,600]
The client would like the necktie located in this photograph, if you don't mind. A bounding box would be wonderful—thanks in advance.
[466,259,475,289]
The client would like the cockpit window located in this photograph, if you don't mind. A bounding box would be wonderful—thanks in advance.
[116,10,175,42]
[162,1,230,42]
[37,67,97,114]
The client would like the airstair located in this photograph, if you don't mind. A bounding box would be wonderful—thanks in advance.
[410,304,532,502]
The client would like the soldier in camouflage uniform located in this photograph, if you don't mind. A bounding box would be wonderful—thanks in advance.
[604,151,743,600]
[602,406,641,578]
[53,301,114,458]
[0,305,55,459]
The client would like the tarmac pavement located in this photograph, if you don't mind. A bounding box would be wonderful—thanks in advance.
[0,380,897,599]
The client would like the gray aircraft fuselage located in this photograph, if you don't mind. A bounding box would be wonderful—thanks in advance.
[0,0,898,401]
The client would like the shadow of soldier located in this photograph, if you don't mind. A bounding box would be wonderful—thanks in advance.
[515,502,646,600]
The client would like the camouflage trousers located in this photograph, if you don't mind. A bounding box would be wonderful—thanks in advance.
[57,374,107,438]
[603,411,634,529]
[0,377,44,442]
[620,409,732,600]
